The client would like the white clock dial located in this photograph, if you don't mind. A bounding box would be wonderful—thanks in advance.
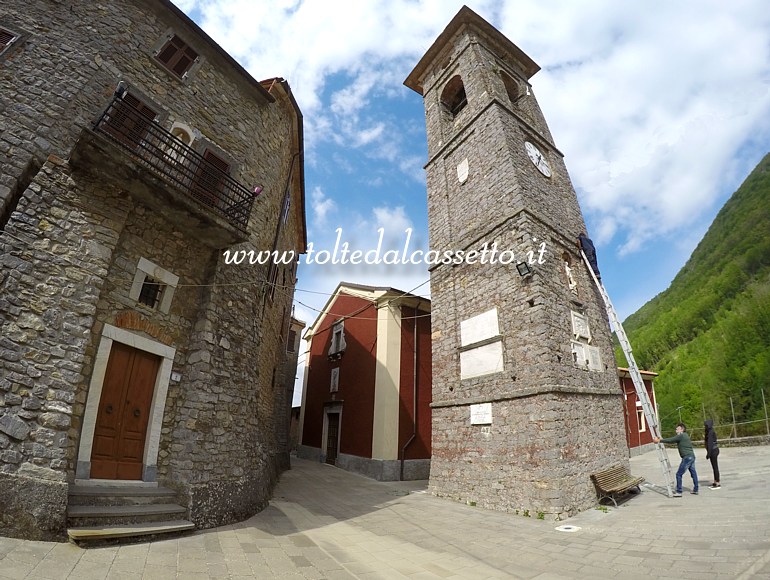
[525,141,552,178]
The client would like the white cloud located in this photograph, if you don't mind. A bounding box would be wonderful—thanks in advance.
[178,0,770,320]
[298,204,428,305]
[180,0,483,166]
[329,70,377,117]
[497,1,770,252]
[371,205,413,233]
[310,186,336,227]
[181,0,770,255]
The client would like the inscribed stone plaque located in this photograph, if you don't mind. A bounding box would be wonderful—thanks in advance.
[470,402,492,424]
[460,340,504,379]
[571,311,591,342]
[330,367,339,392]
[586,345,603,371]
[460,308,499,347]
[571,341,587,367]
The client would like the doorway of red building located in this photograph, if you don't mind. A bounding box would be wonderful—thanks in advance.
[325,412,340,465]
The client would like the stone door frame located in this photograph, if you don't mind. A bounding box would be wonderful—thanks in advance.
[322,402,343,464]
[76,323,176,482]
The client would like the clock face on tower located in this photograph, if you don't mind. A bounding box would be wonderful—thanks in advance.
[525,141,552,178]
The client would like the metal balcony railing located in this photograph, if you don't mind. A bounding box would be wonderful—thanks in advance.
[94,95,256,228]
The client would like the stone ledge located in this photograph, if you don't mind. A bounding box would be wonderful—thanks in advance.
[431,384,621,408]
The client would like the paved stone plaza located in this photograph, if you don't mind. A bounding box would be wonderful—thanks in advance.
[1,445,768,579]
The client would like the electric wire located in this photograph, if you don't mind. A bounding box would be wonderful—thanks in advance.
[1,230,432,324]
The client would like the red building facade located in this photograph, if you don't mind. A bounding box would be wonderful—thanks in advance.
[619,368,659,453]
[297,283,432,480]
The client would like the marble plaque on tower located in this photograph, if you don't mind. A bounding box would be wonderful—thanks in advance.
[571,311,591,342]
[460,308,503,378]
[461,308,499,346]
[460,341,504,379]
[586,345,603,372]
[470,402,493,424]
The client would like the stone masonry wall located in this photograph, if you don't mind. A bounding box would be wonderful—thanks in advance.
[1,0,288,234]
[430,392,628,517]
[274,320,304,472]
[413,21,629,519]
[429,213,619,407]
[0,157,118,539]
[0,0,303,538]
[422,39,584,255]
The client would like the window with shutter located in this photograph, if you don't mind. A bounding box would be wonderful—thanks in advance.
[287,329,297,353]
[328,321,346,361]
[267,262,279,301]
[155,35,199,79]
[103,93,158,150]
[191,148,230,207]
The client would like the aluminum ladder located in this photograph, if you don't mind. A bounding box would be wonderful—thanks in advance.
[580,250,675,497]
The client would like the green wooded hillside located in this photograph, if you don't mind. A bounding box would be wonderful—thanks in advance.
[617,153,770,438]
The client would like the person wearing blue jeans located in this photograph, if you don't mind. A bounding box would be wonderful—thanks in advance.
[654,422,699,497]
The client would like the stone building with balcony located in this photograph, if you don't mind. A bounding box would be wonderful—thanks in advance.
[0,0,305,541]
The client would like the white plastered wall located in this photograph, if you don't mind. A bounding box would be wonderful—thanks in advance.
[371,301,402,460]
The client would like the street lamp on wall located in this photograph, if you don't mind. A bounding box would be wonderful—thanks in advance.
[516,262,532,277]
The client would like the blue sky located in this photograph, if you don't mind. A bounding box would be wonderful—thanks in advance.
[175,1,770,403]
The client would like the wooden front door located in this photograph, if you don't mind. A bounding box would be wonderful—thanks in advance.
[90,342,160,480]
[325,413,340,465]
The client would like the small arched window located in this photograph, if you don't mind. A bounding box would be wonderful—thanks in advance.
[500,71,520,105]
[167,122,195,163]
[170,123,194,146]
[440,75,467,117]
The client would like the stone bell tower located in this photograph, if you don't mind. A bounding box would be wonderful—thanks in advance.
[404,6,629,518]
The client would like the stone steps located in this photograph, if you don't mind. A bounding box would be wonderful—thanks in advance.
[67,520,195,542]
[66,483,194,543]
[68,503,188,526]
[67,483,179,506]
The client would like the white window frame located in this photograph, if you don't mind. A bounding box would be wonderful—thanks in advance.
[328,320,346,359]
[129,257,179,314]
[281,190,291,224]
[636,403,647,433]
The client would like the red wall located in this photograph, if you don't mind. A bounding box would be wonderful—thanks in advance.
[301,293,378,458]
[398,304,432,460]
[621,376,656,448]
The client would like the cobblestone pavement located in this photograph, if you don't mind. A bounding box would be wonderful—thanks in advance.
[1,445,769,579]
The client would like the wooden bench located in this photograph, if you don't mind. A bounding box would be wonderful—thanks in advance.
[591,465,645,507]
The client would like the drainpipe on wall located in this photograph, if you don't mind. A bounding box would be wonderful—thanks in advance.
[400,301,419,481]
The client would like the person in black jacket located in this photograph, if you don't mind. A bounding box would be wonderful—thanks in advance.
[704,419,720,488]
[577,233,601,281]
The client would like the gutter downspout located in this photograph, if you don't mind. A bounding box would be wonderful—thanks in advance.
[400,301,419,481]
